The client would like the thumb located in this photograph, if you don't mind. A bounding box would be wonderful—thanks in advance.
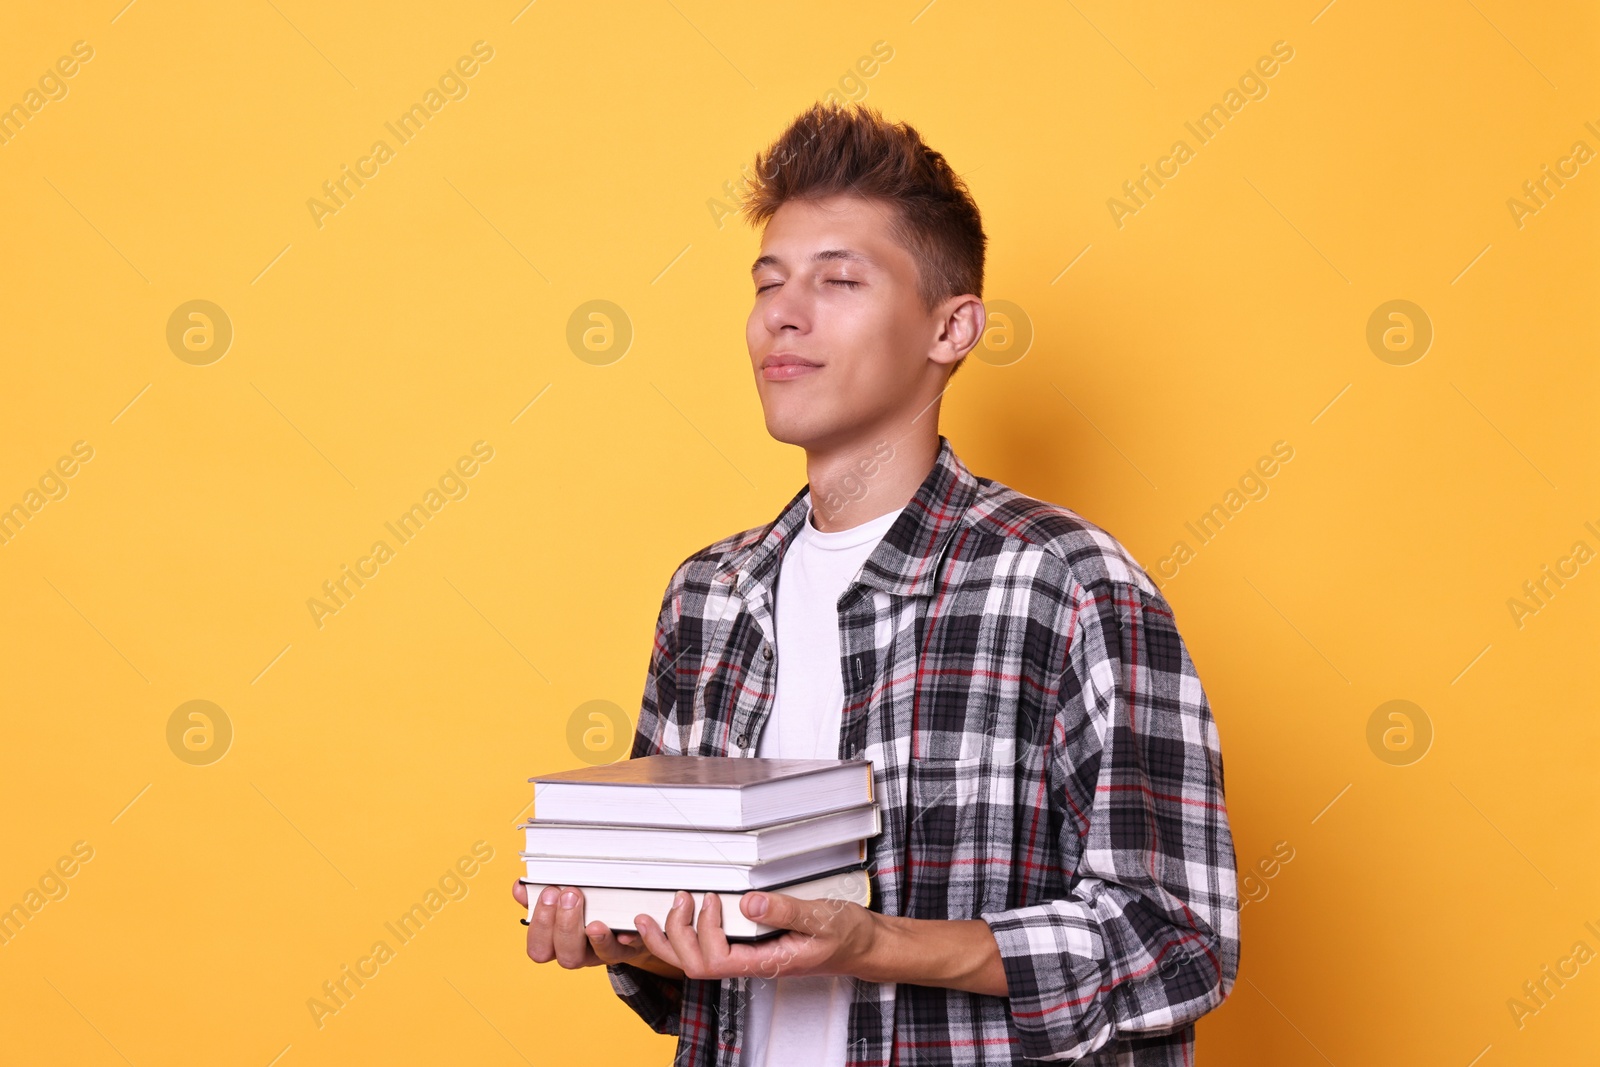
[586,921,643,964]
[741,890,802,928]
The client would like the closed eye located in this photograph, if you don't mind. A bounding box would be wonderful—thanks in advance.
[755,279,860,293]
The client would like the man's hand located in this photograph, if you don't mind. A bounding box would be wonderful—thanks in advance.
[513,878,684,979]
[633,888,879,982]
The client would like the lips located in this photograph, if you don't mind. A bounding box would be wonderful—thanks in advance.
[760,353,821,381]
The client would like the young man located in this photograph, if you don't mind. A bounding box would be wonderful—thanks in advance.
[514,102,1239,1066]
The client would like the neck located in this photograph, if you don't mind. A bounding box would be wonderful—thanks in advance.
[805,421,941,533]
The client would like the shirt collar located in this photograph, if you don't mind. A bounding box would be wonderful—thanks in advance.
[713,434,981,600]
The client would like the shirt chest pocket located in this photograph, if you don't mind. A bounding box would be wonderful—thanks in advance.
[901,752,989,917]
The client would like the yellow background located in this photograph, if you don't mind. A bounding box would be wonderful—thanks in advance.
[2,1,1595,1064]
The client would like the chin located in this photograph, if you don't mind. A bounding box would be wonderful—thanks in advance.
[762,417,812,449]
[761,407,835,450]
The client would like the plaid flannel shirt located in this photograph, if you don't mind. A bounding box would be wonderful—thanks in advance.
[606,435,1239,1065]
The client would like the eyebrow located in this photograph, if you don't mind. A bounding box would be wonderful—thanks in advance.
[750,249,876,275]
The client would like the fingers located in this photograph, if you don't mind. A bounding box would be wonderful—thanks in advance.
[741,891,815,936]
[635,910,676,968]
[638,890,701,974]
[744,891,799,931]
[634,891,813,981]
[583,920,639,965]
[741,891,771,925]
[551,886,594,968]
[663,890,705,975]
[512,878,528,906]
[696,891,732,969]
[526,884,627,969]
[525,885,561,963]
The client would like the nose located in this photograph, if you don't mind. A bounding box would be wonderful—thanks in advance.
[760,280,811,337]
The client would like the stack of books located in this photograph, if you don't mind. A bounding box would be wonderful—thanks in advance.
[520,754,880,940]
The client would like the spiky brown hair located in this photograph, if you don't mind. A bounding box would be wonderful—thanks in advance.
[738,101,987,375]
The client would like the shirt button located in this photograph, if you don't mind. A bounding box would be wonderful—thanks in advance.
[721,1029,735,1042]
[761,646,773,660]
[735,732,749,747]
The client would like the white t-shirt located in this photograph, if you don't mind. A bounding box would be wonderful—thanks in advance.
[741,496,904,1067]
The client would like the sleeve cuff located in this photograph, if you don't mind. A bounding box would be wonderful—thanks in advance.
[605,961,684,1036]
[980,902,1115,1061]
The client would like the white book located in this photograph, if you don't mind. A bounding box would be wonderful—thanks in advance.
[521,865,872,940]
[521,803,881,864]
[522,838,867,891]
[528,754,875,830]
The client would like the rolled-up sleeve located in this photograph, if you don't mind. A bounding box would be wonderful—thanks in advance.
[605,962,684,1035]
[980,578,1240,1061]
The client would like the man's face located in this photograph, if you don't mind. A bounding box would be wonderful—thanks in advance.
[746,194,957,454]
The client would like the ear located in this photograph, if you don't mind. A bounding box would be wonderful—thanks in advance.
[928,295,986,371]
